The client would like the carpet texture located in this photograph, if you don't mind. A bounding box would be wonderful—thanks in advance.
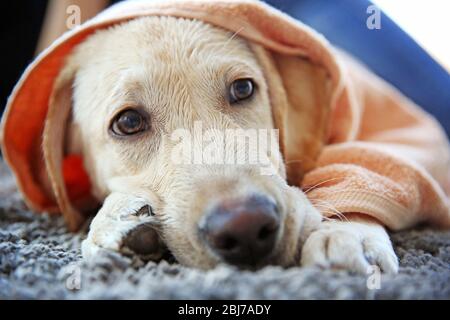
[0,162,449,299]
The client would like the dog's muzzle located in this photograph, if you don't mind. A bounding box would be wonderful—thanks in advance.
[199,194,280,267]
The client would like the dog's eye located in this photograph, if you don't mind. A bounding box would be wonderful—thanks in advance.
[229,78,255,104]
[111,109,148,136]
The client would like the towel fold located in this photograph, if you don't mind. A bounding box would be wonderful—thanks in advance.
[303,53,450,229]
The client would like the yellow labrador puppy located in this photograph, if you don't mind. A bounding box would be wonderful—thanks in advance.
[48,16,397,272]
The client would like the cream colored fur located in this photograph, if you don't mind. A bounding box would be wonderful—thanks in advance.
[53,16,397,273]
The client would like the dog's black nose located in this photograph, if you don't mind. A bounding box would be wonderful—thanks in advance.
[200,195,280,266]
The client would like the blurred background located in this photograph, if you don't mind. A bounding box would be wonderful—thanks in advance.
[373,0,450,69]
[1,0,449,135]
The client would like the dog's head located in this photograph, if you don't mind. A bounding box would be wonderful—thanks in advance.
[48,16,331,268]
[2,1,345,269]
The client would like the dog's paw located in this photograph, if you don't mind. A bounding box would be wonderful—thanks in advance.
[300,219,398,274]
[81,193,167,261]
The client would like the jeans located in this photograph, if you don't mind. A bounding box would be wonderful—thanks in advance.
[266,0,450,136]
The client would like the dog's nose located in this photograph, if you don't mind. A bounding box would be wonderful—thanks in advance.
[200,195,280,266]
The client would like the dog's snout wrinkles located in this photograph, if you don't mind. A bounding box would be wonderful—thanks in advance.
[201,195,280,266]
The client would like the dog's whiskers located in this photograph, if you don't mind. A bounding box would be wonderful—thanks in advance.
[312,204,345,221]
[301,177,343,194]
[222,27,245,49]
[309,198,349,222]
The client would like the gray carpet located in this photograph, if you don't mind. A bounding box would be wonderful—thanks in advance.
[0,161,449,300]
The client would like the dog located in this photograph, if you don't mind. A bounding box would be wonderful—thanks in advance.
[49,16,395,272]
[2,1,449,274]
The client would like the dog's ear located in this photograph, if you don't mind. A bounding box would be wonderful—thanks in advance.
[251,44,332,186]
[42,68,93,231]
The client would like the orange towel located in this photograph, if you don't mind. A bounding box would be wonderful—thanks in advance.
[1,0,449,231]
[303,52,450,229]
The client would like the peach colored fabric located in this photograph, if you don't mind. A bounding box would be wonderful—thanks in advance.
[303,53,450,229]
[1,0,449,231]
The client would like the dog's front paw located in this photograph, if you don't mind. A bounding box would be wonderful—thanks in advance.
[81,193,167,261]
[300,219,398,274]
